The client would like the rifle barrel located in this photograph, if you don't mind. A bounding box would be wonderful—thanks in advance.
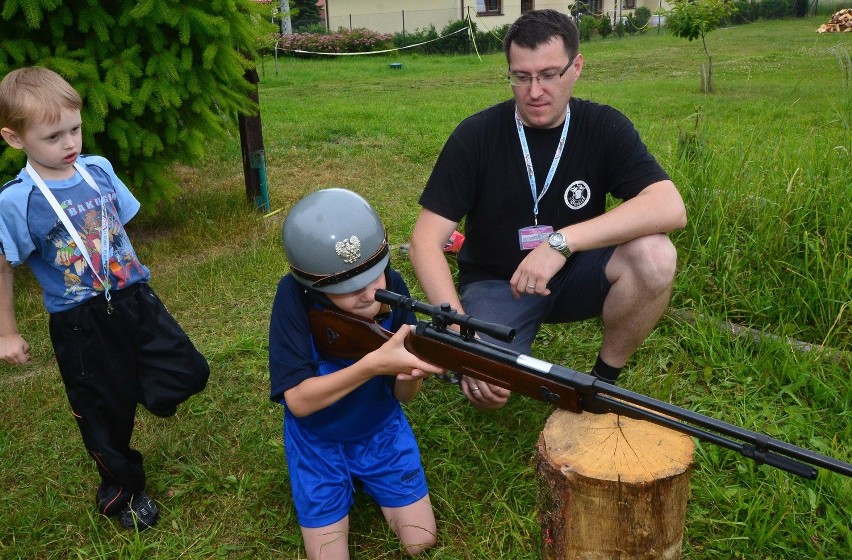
[580,375,852,478]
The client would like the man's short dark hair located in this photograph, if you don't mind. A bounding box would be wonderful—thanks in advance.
[503,9,579,62]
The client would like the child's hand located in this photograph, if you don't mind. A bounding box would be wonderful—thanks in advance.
[394,369,432,383]
[375,325,445,380]
[0,334,30,364]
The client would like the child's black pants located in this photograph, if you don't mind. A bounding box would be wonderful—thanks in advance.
[49,282,209,514]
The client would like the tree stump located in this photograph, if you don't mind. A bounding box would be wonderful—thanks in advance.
[536,410,695,560]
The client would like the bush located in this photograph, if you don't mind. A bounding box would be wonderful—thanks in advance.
[435,19,474,55]
[300,23,331,35]
[578,15,598,41]
[277,28,393,55]
[760,0,795,19]
[598,16,613,39]
[733,0,761,23]
[633,7,653,30]
[476,24,510,54]
[393,20,505,56]
[393,25,440,52]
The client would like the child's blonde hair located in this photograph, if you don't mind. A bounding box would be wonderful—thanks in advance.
[0,67,82,133]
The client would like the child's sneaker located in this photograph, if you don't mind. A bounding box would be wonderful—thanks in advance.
[119,492,160,530]
[149,405,177,418]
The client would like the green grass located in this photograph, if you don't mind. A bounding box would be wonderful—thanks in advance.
[1,17,850,559]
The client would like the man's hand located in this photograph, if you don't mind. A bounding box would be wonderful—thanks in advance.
[0,334,30,364]
[461,376,511,411]
[509,242,567,298]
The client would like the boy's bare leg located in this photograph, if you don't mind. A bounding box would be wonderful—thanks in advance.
[381,495,437,556]
[300,516,350,560]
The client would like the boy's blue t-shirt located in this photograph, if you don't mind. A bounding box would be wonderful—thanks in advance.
[268,271,419,442]
[0,155,150,312]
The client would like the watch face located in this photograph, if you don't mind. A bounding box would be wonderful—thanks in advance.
[549,232,564,247]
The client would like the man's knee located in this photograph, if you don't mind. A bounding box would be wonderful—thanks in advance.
[644,234,678,287]
[613,235,677,292]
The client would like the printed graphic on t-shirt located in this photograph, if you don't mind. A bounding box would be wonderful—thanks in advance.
[49,193,145,303]
[563,181,591,210]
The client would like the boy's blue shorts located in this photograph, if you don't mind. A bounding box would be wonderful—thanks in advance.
[284,407,429,529]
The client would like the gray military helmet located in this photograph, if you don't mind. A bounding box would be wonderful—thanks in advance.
[282,188,389,294]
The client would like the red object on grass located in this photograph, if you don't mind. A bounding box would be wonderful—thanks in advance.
[443,230,465,253]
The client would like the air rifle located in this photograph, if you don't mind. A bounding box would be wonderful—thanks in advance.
[309,289,852,480]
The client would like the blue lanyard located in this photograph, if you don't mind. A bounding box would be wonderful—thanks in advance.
[514,105,570,225]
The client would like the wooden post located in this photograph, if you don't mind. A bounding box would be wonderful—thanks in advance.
[536,410,695,560]
[237,67,270,212]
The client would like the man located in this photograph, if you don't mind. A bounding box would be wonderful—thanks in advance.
[409,9,686,410]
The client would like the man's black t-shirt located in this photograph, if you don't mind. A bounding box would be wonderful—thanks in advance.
[420,98,670,286]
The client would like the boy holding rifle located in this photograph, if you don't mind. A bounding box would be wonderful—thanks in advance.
[269,188,442,559]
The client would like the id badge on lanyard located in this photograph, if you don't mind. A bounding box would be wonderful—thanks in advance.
[515,105,570,251]
[519,225,553,250]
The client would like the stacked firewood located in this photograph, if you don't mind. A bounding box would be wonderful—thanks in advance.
[817,8,852,32]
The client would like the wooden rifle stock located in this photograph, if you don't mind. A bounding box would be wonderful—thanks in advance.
[308,306,583,413]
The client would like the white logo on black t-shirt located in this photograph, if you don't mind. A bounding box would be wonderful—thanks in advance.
[563,181,590,210]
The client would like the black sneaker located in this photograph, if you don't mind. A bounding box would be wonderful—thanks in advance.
[149,406,177,418]
[119,492,160,531]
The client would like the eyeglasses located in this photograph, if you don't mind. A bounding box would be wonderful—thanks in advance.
[507,56,576,88]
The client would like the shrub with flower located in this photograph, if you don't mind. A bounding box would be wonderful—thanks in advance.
[275,28,393,55]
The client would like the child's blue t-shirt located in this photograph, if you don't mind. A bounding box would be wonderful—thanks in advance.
[268,271,419,442]
[0,155,150,312]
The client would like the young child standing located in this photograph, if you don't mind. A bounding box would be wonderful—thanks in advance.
[0,67,210,530]
[269,188,442,559]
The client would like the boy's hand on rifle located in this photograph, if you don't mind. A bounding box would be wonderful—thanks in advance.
[374,325,445,381]
[0,334,30,364]
[461,376,510,411]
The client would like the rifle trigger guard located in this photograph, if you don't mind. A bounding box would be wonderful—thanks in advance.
[324,327,340,345]
[540,386,560,404]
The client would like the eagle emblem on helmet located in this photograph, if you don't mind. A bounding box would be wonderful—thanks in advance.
[335,235,361,263]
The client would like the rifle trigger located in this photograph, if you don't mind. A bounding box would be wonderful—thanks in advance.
[540,386,560,404]
[325,327,340,345]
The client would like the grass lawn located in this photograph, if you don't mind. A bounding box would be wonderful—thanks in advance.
[1,15,850,560]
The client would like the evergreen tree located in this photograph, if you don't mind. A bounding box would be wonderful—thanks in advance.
[0,0,266,203]
[292,0,322,32]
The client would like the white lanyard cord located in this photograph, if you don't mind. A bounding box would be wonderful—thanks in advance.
[515,105,571,225]
[26,162,113,304]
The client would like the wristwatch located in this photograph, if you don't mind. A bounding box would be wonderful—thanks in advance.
[547,232,572,258]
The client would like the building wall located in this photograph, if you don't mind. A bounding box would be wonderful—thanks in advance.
[324,1,670,35]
